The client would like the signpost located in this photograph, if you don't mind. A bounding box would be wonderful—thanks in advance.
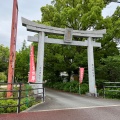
[22,17,106,96]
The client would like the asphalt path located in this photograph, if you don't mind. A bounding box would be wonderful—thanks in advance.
[1,88,120,120]
[27,88,120,112]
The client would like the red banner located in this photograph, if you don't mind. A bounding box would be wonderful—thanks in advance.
[28,46,36,83]
[79,67,84,84]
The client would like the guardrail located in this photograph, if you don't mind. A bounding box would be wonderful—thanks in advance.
[0,82,44,113]
[103,82,120,98]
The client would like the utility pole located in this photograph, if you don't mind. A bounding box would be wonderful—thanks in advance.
[7,0,18,97]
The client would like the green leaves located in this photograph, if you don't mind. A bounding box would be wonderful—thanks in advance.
[0,72,7,82]
[38,0,120,82]
[41,5,57,26]
[0,45,9,73]
[97,56,120,82]
[15,40,30,82]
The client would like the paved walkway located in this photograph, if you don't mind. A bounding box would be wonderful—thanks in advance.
[26,88,120,112]
[0,89,120,120]
[0,106,120,120]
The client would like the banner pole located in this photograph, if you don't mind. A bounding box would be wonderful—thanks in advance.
[79,84,81,95]
[25,84,29,107]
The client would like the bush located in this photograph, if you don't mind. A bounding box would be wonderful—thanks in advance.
[0,84,39,114]
[0,72,7,82]
[80,84,89,94]
[98,88,120,99]
[12,84,33,98]
[0,96,37,114]
[96,79,108,89]
[45,81,89,94]
[45,82,54,88]
[0,99,17,113]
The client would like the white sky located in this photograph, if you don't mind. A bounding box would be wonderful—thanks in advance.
[0,1,120,51]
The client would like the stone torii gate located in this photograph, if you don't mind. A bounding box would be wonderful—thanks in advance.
[22,17,106,95]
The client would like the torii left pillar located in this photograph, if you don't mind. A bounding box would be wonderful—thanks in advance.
[36,32,45,94]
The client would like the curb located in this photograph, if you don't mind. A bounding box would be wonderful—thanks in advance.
[22,101,45,112]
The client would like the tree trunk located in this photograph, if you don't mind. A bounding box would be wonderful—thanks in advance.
[67,71,71,82]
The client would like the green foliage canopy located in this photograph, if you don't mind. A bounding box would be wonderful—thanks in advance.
[39,0,120,82]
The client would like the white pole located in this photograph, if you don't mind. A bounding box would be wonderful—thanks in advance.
[36,32,45,94]
[87,37,96,95]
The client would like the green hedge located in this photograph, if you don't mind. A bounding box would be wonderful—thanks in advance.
[46,81,120,99]
[45,81,89,94]
[0,97,36,113]
[98,88,120,99]
[0,84,39,114]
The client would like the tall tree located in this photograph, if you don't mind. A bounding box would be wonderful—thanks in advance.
[39,0,119,82]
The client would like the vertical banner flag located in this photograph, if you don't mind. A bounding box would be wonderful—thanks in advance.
[79,67,84,84]
[28,46,36,83]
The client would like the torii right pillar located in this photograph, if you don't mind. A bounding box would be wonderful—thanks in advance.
[87,37,97,96]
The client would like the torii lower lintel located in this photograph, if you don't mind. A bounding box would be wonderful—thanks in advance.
[28,36,101,47]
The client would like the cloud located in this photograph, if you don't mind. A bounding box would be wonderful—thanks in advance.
[102,2,120,18]
[0,0,52,51]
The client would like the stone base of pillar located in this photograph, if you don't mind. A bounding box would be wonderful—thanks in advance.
[86,92,99,97]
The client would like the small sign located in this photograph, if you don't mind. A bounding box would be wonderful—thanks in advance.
[64,28,73,43]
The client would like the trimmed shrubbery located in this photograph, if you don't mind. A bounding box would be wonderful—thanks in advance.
[98,88,120,99]
[0,96,37,114]
[0,84,40,114]
[45,80,120,99]
[45,81,89,94]
[0,97,36,113]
